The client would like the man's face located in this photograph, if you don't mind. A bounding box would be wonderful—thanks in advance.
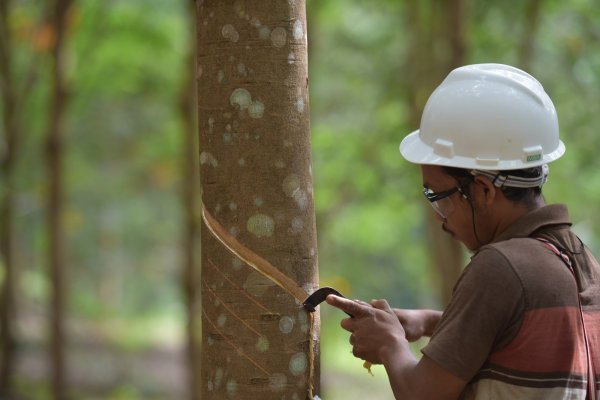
[420,165,481,251]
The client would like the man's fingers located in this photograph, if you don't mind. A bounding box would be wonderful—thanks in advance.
[326,294,367,317]
[354,299,371,307]
[370,298,392,311]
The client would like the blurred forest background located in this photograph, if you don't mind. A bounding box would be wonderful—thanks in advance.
[1,0,600,399]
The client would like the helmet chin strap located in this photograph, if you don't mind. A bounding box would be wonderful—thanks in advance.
[465,195,485,247]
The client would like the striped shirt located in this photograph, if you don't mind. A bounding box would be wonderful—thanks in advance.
[422,205,600,399]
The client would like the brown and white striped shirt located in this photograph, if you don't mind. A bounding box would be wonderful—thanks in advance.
[422,205,600,399]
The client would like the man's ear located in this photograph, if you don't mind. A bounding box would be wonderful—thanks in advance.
[472,175,497,206]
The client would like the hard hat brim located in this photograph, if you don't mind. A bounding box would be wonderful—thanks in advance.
[399,129,566,170]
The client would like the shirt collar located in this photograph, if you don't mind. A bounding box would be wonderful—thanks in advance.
[490,204,572,244]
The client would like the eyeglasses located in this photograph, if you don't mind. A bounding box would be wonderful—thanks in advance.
[423,184,468,219]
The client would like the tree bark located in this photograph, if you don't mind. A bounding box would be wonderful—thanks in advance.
[181,1,201,399]
[196,1,320,399]
[45,0,72,398]
[0,0,17,395]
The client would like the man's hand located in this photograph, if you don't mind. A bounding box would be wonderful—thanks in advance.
[326,295,466,399]
[393,309,442,342]
[326,294,408,365]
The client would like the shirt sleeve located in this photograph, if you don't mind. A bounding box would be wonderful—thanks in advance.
[421,246,525,381]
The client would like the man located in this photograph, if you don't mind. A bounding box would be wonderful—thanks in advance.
[327,64,600,399]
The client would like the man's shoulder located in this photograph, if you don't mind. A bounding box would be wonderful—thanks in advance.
[470,237,541,271]
[466,237,568,289]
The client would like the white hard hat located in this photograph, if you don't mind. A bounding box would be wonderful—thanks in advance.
[400,63,565,170]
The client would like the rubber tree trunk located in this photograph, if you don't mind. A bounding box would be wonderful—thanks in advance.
[196,1,320,399]
[46,0,72,397]
[0,0,17,395]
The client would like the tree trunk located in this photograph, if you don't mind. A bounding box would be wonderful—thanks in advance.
[181,1,201,398]
[0,0,17,395]
[45,0,72,398]
[519,0,543,70]
[196,1,320,399]
[406,0,468,306]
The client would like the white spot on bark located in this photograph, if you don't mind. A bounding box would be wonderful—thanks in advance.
[254,197,263,207]
[250,17,261,28]
[200,151,218,168]
[230,88,252,110]
[207,381,214,391]
[291,217,304,234]
[238,158,245,166]
[288,52,295,64]
[255,336,269,352]
[269,373,287,391]
[296,98,305,113]
[234,0,245,17]
[228,202,237,211]
[283,174,301,196]
[221,24,239,42]
[217,314,227,327]
[294,190,308,210]
[226,379,238,394]
[237,63,247,76]
[247,213,275,237]
[270,27,287,48]
[289,353,307,376]
[283,174,308,210]
[293,20,303,40]
[279,315,295,333]
[298,311,309,333]
[208,117,215,132]
[248,100,265,118]
[217,70,225,83]
[215,368,223,388]
[258,26,271,40]
[274,160,286,169]
[197,65,203,78]
[223,132,232,142]
[229,226,239,236]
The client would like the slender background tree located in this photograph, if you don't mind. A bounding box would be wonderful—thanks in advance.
[180,0,200,398]
[45,0,73,397]
[404,0,468,305]
[0,0,18,396]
